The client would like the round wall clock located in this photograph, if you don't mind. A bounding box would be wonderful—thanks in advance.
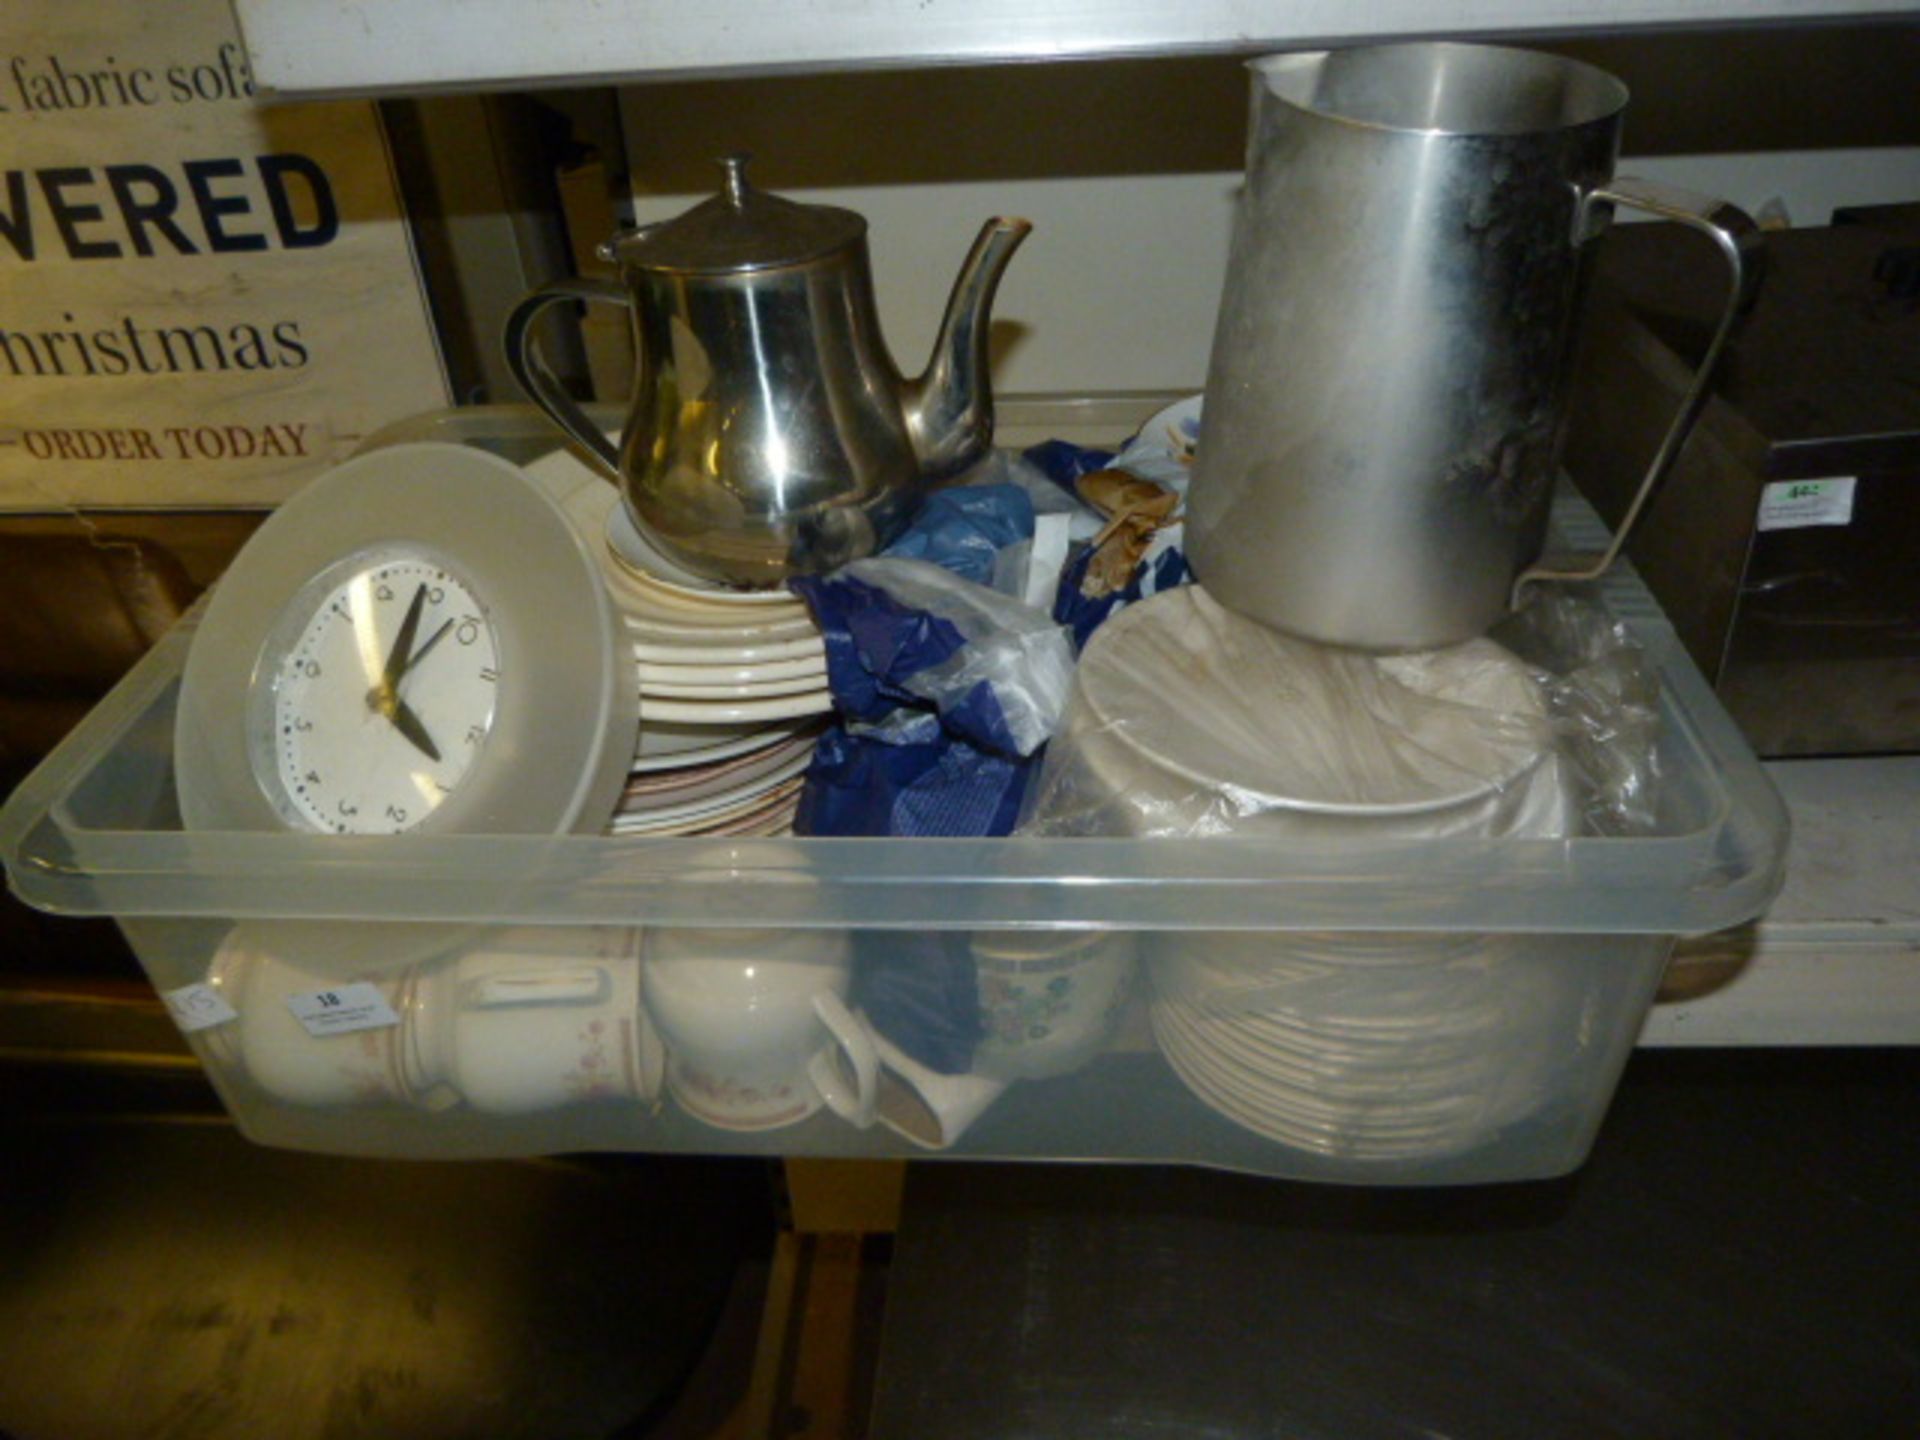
[176,443,638,841]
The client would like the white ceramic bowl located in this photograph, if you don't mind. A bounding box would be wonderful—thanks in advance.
[1030,585,1570,842]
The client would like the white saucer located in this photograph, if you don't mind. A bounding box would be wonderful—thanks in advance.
[633,717,823,772]
[609,773,808,835]
[625,731,818,804]
[641,674,829,701]
[641,690,836,725]
[625,601,821,646]
[630,630,826,666]
[527,447,817,631]
[635,655,828,688]
[1152,1009,1479,1159]
[618,752,812,821]
[605,502,801,607]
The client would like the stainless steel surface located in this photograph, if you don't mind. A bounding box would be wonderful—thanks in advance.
[506,158,1030,588]
[902,218,1036,482]
[229,0,1920,98]
[609,152,866,272]
[1513,177,1762,602]
[1187,42,1756,651]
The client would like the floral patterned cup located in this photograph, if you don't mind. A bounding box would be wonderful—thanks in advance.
[969,930,1138,1082]
[411,926,657,1116]
[221,929,419,1108]
[643,927,877,1132]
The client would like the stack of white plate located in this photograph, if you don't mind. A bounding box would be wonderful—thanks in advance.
[527,448,834,727]
[611,718,820,837]
[525,449,834,837]
[1149,932,1564,1162]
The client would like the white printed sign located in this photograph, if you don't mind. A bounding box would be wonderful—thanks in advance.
[1757,477,1857,533]
[285,981,400,1038]
[0,0,449,509]
[160,980,239,1033]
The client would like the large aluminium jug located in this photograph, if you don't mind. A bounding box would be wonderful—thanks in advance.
[1187,43,1763,651]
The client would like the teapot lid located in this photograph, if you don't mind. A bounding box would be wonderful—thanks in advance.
[610,154,865,274]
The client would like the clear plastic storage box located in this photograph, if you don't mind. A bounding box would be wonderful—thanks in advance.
[0,400,1789,1185]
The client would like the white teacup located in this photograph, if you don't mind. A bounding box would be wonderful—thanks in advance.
[812,1011,1010,1150]
[970,930,1138,1082]
[221,931,419,1109]
[643,927,876,1132]
[411,926,656,1116]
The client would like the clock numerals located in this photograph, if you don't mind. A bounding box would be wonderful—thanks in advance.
[275,557,497,837]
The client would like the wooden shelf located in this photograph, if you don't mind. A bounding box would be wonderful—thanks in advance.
[232,0,1913,97]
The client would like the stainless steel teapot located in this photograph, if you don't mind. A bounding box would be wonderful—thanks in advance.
[507,155,1031,587]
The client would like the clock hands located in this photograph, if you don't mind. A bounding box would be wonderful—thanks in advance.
[384,621,454,763]
[388,697,443,763]
[380,582,428,696]
[395,619,453,682]
[366,583,450,763]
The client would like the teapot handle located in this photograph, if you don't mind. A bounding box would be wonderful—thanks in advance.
[503,277,629,483]
[1512,178,1765,604]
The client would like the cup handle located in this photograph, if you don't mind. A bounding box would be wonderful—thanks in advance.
[808,993,879,1129]
[1512,178,1767,605]
[502,277,629,484]
[466,966,611,1008]
[635,1004,667,1105]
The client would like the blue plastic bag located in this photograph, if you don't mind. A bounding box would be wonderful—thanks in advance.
[790,557,1073,838]
[881,483,1036,589]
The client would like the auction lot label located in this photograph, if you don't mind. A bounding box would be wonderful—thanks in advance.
[0,0,448,509]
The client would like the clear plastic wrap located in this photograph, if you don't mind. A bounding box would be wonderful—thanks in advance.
[827,556,1077,759]
[1019,578,1673,1162]
[1021,585,1572,841]
[1490,585,1666,836]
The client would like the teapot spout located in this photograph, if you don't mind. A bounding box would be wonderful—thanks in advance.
[902,217,1032,481]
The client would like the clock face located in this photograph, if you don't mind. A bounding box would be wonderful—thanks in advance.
[259,552,501,834]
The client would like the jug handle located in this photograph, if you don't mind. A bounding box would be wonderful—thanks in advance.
[807,992,880,1130]
[503,277,629,484]
[1512,179,1766,606]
